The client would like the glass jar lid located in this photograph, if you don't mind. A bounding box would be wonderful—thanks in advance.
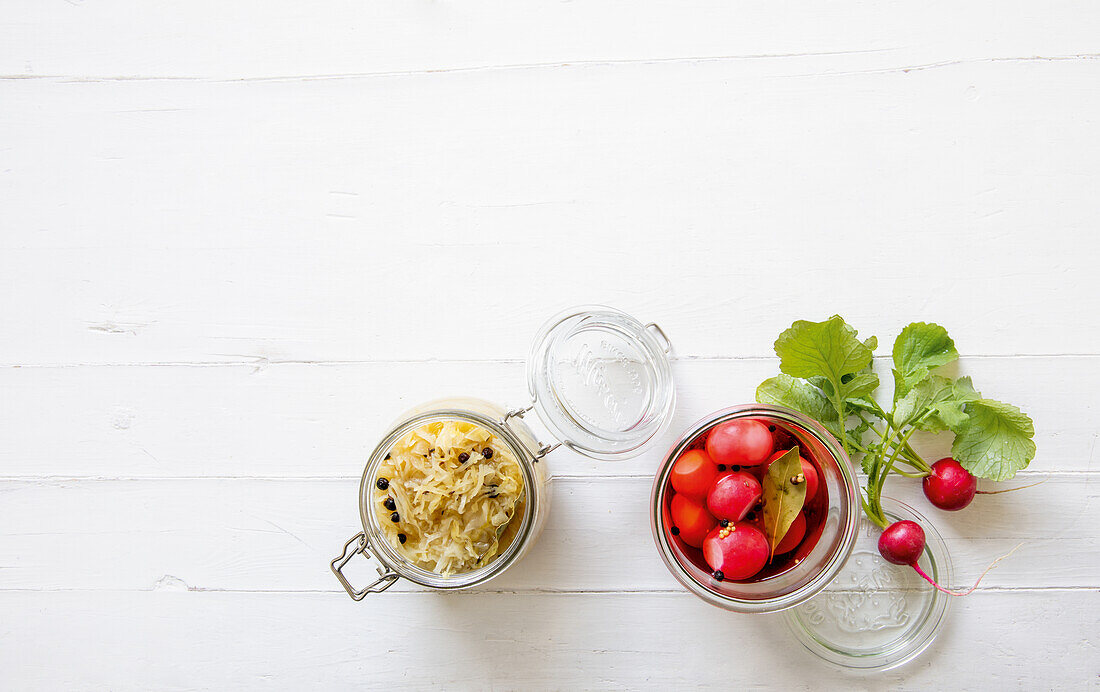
[527,306,675,461]
[783,497,951,671]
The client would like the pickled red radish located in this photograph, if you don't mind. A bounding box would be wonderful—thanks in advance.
[670,449,719,499]
[774,511,807,554]
[706,419,774,467]
[702,523,769,580]
[705,471,762,522]
[767,449,820,502]
[670,493,718,548]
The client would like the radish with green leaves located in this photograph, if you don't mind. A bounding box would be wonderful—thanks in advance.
[922,456,1045,511]
[923,458,977,510]
[757,316,1037,595]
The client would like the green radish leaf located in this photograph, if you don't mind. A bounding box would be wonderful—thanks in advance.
[921,403,968,433]
[846,418,873,455]
[774,316,876,402]
[893,375,958,428]
[862,335,879,355]
[917,376,981,432]
[756,375,836,423]
[808,376,833,396]
[846,396,881,416]
[860,449,877,475]
[775,316,873,381]
[952,376,981,403]
[840,371,880,400]
[892,322,958,399]
[761,447,808,558]
[951,398,1036,481]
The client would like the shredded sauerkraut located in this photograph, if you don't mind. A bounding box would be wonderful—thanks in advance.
[373,420,525,575]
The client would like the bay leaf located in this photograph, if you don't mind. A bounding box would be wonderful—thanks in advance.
[761,447,808,559]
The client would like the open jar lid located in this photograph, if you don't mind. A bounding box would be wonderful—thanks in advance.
[526,306,676,461]
[783,497,951,671]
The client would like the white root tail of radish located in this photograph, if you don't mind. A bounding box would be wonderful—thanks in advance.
[912,542,1024,596]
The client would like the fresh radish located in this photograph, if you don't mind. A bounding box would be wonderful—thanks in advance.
[877,520,925,566]
[670,493,717,548]
[702,522,769,580]
[706,471,762,521]
[922,458,977,510]
[706,419,773,467]
[670,449,719,499]
[923,457,1046,511]
[878,519,1020,596]
[767,449,820,502]
[774,511,807,554]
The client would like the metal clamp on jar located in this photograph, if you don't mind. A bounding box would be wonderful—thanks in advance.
[332,306,677,599]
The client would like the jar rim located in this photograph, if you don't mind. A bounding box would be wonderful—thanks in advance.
[650,404,862,613]
[359,403,541,589]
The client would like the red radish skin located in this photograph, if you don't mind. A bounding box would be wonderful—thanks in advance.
[706,471,763,521]
[878,520,925,565]
[878,519,1020,597]
[706,419,774,467]
[702,523,769,580]
[671,449,720,499]
[767,450,820,502]
[923,458,978,511]
[774,511,807,554]
[670,493,717,548]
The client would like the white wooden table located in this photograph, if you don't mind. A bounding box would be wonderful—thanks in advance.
[2,2,1098,689]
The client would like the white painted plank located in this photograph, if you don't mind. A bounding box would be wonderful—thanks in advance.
[0,476,1092,593]
[0,357,1091,478]
[2,59,1099,365]
[3,0,1099,79]
[0,590,1094,690]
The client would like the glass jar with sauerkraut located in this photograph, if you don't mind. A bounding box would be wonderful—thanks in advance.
[331,307,677,598]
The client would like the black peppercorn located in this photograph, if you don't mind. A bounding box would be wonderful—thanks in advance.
[397,533,407,544]
[376,477,389,490]
[482,447,493,459]
[383,497,396,511]
[712,570,725,582]
[719,519,729,528]
[768,425,776,433]
[745,511,756,522]
[717,464,726,472]
[390,511,400,523]
[458,452,470,463]
[670,526,680,536]
[731,465,741,472]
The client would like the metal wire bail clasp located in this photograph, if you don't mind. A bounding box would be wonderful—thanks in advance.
[645,322,673,354]
[500,403,560,462]
[500,404,534,426]
[330,532,399,600]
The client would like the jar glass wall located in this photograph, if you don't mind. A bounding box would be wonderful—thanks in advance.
[359,398,552,590]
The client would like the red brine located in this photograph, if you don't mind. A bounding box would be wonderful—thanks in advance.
[661,418,830,583]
